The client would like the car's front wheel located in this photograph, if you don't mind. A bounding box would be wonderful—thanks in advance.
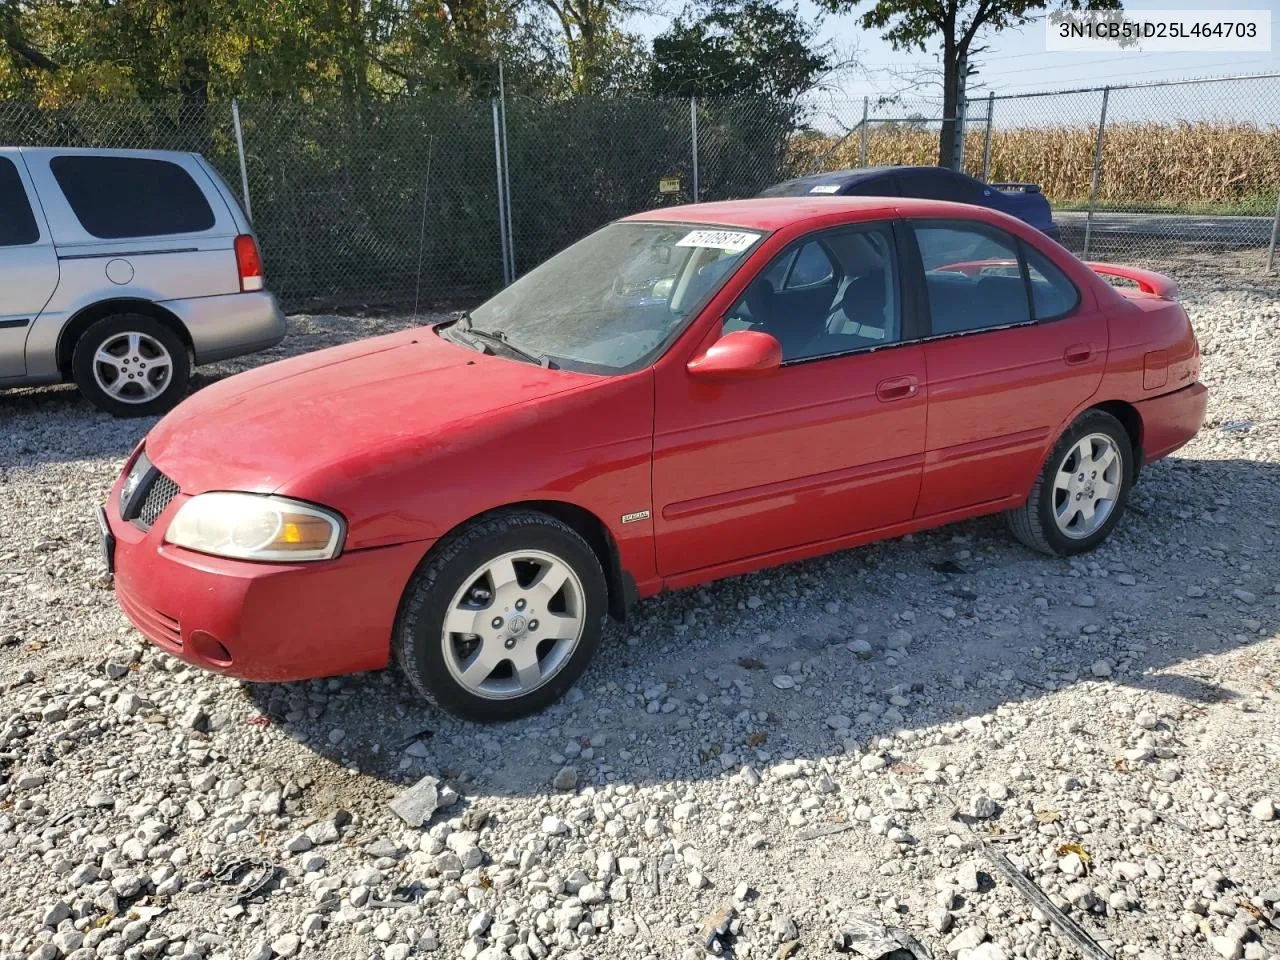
[1006,409,1133,556]
[392,511,608,722]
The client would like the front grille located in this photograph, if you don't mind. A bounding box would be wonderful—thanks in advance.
[137,473,179,527]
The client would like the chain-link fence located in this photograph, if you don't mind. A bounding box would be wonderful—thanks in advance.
[4,74,1280,312]
[809,74,1280,269]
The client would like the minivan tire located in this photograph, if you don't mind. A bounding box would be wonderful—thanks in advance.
[71,313,191,418]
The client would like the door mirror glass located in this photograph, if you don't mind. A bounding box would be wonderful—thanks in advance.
[687,330,782,381]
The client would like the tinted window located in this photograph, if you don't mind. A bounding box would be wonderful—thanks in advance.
[725,224,900,363]
[0,157,39,246]
[897,168,960,202]
[915,223,1031,336]
[842,174,898,198]
[1024,244,1080,320]
[50,155,215,239]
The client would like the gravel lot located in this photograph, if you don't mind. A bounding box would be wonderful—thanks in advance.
[2,263,1278,960]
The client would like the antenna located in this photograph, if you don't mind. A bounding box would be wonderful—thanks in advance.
[413,135,436,321]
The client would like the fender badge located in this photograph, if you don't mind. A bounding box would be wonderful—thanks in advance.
[621,510,651,524]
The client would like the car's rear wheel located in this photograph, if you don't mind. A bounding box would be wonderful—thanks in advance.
[1006,409,1133,556]
[392,511,608,722]
[71,313,190,417]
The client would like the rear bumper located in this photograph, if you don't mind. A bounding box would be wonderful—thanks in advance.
[1136,381,1208,464]
[161,290,286,365]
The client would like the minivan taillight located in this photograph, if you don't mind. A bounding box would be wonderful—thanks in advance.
[234,234,264,292]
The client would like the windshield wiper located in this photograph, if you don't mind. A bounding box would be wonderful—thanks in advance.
[467,327,552,368]
[449,311,553,368]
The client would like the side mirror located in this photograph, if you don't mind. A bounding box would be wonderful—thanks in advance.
[687,330,782,381]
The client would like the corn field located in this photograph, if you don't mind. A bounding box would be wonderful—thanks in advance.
[799,121,1280,213]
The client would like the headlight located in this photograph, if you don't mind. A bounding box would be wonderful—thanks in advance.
[164,492,345,562]
[119,450,153,514]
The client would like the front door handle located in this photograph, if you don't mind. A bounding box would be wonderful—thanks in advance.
[876,375,919,402]
[1064,343,1094,365]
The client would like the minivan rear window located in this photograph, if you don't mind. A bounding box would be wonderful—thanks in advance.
[0,157,40,246]
[50,155,216,239]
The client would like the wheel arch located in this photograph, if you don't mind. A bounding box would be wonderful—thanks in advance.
[56,299,192,380]
[1089,399,1143,481]
[425,500,639,622]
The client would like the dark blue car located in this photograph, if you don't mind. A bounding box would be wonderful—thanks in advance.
[758,166,1060,242]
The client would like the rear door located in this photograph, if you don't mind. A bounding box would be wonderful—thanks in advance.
[910,219,1106,516]
[0,150,58,378]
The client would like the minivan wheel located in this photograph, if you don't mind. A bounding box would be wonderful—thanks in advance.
[71,314,191,417]
[393,511,608,722]
[1006,409,1133,556]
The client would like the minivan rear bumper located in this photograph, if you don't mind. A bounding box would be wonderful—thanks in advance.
[162,290,286,365]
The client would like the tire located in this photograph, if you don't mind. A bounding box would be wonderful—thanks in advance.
[392,510,609,722]
[1006,409,1134,557]
[71,313,191,417]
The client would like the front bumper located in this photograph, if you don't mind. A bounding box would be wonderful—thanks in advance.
[104,474,430,682]
[161,290,287,366]
[1135,381,1208,464]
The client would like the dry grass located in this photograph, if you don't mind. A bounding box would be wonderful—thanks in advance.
[794,122,1280,212]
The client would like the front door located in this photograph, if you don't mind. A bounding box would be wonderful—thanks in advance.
[0,152,58,379]
[652,221,929,576]
[910,219,1107,516]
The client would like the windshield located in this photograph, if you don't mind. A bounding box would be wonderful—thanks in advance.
[461,221,764,373]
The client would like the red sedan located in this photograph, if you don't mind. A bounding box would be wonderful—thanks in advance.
[101,197,1206,720]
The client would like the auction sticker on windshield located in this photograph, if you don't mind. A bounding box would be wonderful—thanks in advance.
[676,229,761,252]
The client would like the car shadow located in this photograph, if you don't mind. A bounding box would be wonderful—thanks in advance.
[243,453,1279,802]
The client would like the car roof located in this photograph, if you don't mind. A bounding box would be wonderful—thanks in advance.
[622,195,987,232]
[759,166,899,193]
[759,165,967,196]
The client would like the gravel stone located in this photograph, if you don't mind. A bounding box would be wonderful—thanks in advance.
[1,284,1278,960]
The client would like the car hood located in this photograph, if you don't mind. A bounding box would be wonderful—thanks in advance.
[145,326,595,496]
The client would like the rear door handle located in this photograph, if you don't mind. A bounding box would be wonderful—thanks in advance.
[1064,343,1094,365]
[876,375,919,402]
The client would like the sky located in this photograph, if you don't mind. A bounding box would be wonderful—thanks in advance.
[633,0,1280,109]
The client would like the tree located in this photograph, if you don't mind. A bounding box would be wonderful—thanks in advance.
[535,0,651,94]
[649,0,831,101]
[814,0,1120,167]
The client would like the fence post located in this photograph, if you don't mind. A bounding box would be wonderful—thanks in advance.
[981,90,995,182]
[1268,188,1280,273]
[859,97,869,166]
[690,97,699,202]
[1083,86,1110,260]
[230,99,253,223]
[499,61,515,277]
[492,99,512,286]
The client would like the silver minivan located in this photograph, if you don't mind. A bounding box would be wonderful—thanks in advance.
[1,147,285,416]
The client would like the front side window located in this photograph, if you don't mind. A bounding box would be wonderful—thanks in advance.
[0,157,39,246]
[914,223,1031,336]
[50,155,216,239]
[461,221,763,373]
[725,223,900,363]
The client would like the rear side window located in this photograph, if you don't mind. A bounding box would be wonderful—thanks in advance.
[1023,244,1080,320]
[897,168,961,202]
[0,157,40,246]
[50,155,215,239]
[914,223,1031,336]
